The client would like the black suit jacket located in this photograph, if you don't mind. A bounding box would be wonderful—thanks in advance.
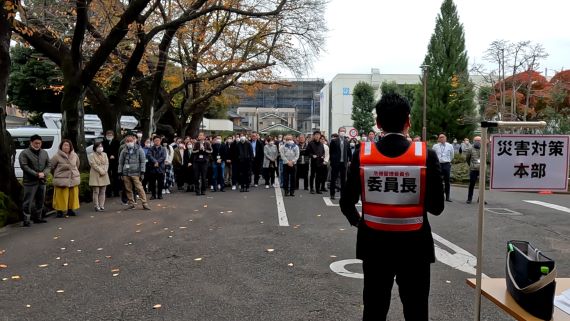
[329,137,350,165]
[250,140,264,164]
[339,134,445,263]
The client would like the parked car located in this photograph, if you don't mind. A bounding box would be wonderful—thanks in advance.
[8,127,98,179]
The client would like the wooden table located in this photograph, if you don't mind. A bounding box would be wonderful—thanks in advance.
[466,278,570,321]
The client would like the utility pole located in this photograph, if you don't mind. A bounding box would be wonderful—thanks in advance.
[421,64,429,141]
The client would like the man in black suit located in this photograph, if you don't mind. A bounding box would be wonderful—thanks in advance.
[329,127,350,200]
[250,132,264,187]
[102,130,121,197]
[340,93,444,321]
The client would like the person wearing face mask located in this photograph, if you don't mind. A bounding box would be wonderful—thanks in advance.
[102,130,121,198]
[296,134,310,190]
[147,137,167,200]
[236,135,254,192]
[211,135,227,192]
[228,136,240,190]
[172,141,191,191]
[162,139,175,195]
[329,128,351,200]
[250,132,265,187]
[224,137,234,187]
[306,131,325,194]
[263,137,278,188]
[433,133,454,202]
[348,138,358,160]
[19,135,51,227]
[50,139,81,218]
[276,134,284,187]
[118,135,150,210]
[280,135,300,196]
[88,141,110,212]
[192,132,213,195]
[465,136,483,204]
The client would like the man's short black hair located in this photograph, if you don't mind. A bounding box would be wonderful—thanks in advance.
[30,134,42,142]
[375,93,410,133]
[313,130,321,136]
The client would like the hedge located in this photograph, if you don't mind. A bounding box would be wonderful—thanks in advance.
[0,173,92,228]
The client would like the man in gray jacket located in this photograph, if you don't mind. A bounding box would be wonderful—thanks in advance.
[118,135,150,210]
[19,135,51,226]
[279,134,300,197]
[465,136,482,204]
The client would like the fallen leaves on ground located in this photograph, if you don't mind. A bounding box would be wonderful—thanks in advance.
[136,223,143,226]
[53,236,59,240]
[26,304,31,308]
[287,263,294,267]
[56,290,64,293]
[179,227,187,229]
[11,275,21,280]
[153,304,162,309]
[136,230,141,233]
[112,273,119,277]
[111,268,120,273]
[330,255,337,258]
[62,263,68,267]
[339,228,345,231]
[266,249,275,253]
[194,257,203,261]
[105,256,112,259]
[0,264,7,269]
[203,205,208,208]
[38,264,49,268]
[97,248,103,251]
[94,260,101,263]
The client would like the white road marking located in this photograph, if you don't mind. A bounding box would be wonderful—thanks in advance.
[329,259,363,279]
[323,197,361,207]
[330,233,488,279]
[433,233,488,278]
[485,208,522,216]
[524,200,570,214]
[274,178,289,226]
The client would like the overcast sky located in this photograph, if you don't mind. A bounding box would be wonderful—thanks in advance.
[306,0,570,81]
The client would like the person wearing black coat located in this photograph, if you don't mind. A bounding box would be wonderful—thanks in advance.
[340,93,444,321]
[306,131,325,194]
[250,132,264,186]
[229,138,240,190]
[211,135,228,192]
[102,130,121,197]
[296,134,310,190]
[236,135,253,192]
[329,128,351,200]
[192,133,213,195]
[172,143,192,191]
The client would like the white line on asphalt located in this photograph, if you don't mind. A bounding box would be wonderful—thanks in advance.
[329,259,363,279]
[323,197,361,207]
[432,233,488,277]
[274,178,289,226]
[330,233,488,279]
[523,200,570,214]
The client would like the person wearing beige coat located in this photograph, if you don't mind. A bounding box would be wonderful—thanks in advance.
[88,141,110,211]
[50,139,81,217]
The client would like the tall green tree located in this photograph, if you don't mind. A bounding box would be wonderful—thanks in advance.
[411,0,475,140]
[351,81,375,133]
[8,46,63,114]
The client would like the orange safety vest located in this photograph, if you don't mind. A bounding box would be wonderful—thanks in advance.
[360,141,427,231]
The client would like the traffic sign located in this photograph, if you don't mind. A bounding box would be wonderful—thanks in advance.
[490,134,570,191]
[348,128,358,138]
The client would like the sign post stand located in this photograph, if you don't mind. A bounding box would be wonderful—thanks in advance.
[473,121,547,321]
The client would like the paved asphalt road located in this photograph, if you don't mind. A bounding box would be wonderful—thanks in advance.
[1,184,569,321]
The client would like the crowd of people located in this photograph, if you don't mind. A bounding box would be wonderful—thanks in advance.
[18,125,481,227]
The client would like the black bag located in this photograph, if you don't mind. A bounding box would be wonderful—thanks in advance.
[506,240,557,320]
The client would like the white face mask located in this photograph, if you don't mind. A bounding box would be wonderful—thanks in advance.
[240,136,246,142]
[187,144,192,149]
[136,133,143,139]
[106,135,114,141]
[339,132,346,137]
[126,142,135,148]
[145,143,151,148]
[215,139,222,144]
[178,144,185,149]
[96,147,104,153]
[350,142,356,148]
[227,139,233,144]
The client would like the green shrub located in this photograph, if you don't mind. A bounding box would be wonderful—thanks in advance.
[0,192,20,228]
[45,173,92,209]
[450,162,470,183]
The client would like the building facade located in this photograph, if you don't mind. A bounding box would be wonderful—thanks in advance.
[319,69,485,137]
[231,79,325,134]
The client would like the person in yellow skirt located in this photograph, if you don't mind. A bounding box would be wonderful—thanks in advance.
[51,139,81,217]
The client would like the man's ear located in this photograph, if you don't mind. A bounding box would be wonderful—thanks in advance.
[376,118,382,131]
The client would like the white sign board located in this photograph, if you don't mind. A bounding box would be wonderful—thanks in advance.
[490,135,570,191]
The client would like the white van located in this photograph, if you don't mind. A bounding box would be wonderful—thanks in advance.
[8,128,99,179]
